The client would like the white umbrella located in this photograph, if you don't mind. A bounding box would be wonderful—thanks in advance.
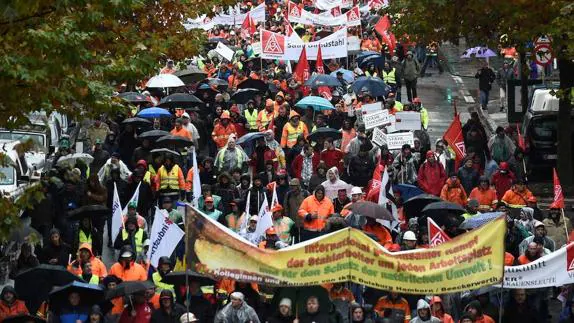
[56,153,94,167]
[146,74,185,88]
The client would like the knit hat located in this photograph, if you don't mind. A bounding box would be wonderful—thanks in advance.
[279,298,292,308]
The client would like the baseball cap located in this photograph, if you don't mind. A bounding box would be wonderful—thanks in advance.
[351,187,363,195]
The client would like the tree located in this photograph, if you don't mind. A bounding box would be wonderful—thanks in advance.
[0,0,233,240]
[387,0,574,184]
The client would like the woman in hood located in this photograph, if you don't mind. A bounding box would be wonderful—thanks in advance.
[430,296,454,323]
[519,207,536,234]
[321,167,352,200]
[410,299,441,323]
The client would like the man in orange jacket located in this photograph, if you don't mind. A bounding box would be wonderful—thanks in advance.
[501,178,534,208]
[212,111,237,149]
[440,175,468,206]
[374,292,411,323]
[257,99,276,131]
[170,118,192,140]
[298,185,334,241]
[0,286,29,322]
[469,176,498,212]
[67,243,108,280]
[109,246,147,282]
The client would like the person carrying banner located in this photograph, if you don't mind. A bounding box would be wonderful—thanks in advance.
[543,207,572,248]
[374,292,411,323]
[114,216,148,255]
[298,185,335,241]
[123,201,148,232]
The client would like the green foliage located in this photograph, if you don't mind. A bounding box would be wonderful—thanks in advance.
[0,0,233,240]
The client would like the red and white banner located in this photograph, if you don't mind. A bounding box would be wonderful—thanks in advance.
[359,0,389,12]
[288,1,355,26]
[147,207,185,267]
[183,3,265,30]
[346,6,361,27]
[503,243,574,289]
[428,218,451,247]
[314,0,353,11]
[261,28,348,60]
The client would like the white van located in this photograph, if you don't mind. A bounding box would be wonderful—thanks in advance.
[0,140,39,200]
[529,89,559,113]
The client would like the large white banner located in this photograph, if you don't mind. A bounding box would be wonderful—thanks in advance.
[386,132,414,150]
[183,3,265,30]
[314,0,353,11]
[147,207,185,267]
[261,28,348,60]
[502,243,574,289]
[288,3,360,27]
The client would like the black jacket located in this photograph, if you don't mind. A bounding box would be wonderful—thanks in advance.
[38,242,72,267]
[299,311,330,323]
[348,155,376,187]
[151,303,187,323]
[475,67,496,91]
[267,312,296,323]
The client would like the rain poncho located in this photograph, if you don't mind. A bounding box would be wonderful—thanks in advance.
[97,159,131,184]
[321,167,352,200]
[214,298,260,323]
[409,299,441,323]
[519,207,535,234]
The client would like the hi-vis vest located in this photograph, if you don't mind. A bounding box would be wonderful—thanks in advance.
[284,123,306,148]
[122,229,144,254]
[79,230,92,245]
[383,69,396,84]
[245,109,258,130]
[80,274,99,285]
[152,272,174,293]
[159,165,181,190]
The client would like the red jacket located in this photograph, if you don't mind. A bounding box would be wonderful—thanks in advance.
[291,153,320,179]
[119,302,152,323]
[320,148,344,173]
[0,299,28,322]
[491,170,515,200]
[417,161,446,196]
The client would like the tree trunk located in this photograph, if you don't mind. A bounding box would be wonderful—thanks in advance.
[519,51,529,113]
[557,58,574,185]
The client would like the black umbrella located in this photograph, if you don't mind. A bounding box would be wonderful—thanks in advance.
[304,74,341,88]
[49,281,104,310]
[402,194,442,219]
[349,201,393,221]
[175,67,207,84]
[105,281,155,300]
[161,270,216,286]
[422,201,466,214]
[150,148,180,156]
[200,78,229,88]
[236,132,265,146]
[138,130,170,142]
[156,134,193,149]
[116,92,150,104]
[194,84,219,102]
[121,117,152,127]
[307,127,342,142]
[237,79,268,92]
[231,88,260,104]
[3,314,46,323]
[158,93,203,109]
[67,205,110,222]
[15,265,84,314]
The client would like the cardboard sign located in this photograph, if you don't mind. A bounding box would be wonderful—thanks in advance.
[251,42,262,55]
[371,127,387,147]
[361,102,382,114]
[215,42,235,62]
[385,115,397,133]
[395,111,421,131]
[348,36,361,52]
[363,109,390,130]
[386,132,414,150]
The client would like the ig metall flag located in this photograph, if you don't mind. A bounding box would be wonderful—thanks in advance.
[147,207,185,267]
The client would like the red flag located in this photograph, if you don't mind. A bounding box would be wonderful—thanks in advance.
[428,218,451,247]
[285,21,295,37]
[293,47,310,83]
[374,15,391,36]
[331,6,342,17]
[551,168,565,209]
[241,12,256,38]
[516,124,526,151]
[316,45,325,74]
[443,113,466,169]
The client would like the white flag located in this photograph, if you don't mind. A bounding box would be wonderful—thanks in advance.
[255,194,272,236]
[240,191,251,232]
[378,167,388,206]
[111,183,124,244]
[147,207,185,267]
[192,147,202,208]
[122,182,141,215]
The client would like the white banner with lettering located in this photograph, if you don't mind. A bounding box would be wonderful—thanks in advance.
[386,132,414,150]
[314,0,353,10]
[502,243,574,289]
[183,3,265,30]
[261,28,348,60]
[147,207,185,267]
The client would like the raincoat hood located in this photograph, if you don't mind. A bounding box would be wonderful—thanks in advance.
[417,299,430,310]
[78,242,95,259]
[1,286,18,300]
[465,300,483,316]
[327,167,340,181]
[521,207,534,221]
[288,110,300,120]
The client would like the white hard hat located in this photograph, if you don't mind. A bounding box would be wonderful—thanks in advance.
[351,187,363,195]
[179,313,199,323]
[403,231,417,241]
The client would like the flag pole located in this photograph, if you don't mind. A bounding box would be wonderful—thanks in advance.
[561,208,569,242]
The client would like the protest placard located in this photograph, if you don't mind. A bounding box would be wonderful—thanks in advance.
[386,132,414,150]
[395,111,421,131]
[372,127,387,147]
[361,102,382,114]
[215,42,235,61]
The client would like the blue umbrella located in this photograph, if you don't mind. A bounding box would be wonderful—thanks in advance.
[295,96,335,111]
[330,68,355,83]
[460,212,505,230]
[236,132,266,145]
[357,51,380,63]
[393,184,424,201]
[137,107,172,118]
[304,74,341,88]
[351,76,388,97]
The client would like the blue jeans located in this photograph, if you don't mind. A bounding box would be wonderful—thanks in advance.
[479,90,490,109]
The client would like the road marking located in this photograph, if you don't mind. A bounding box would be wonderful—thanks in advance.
[452,75,475,103]
[464,95,475,103]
